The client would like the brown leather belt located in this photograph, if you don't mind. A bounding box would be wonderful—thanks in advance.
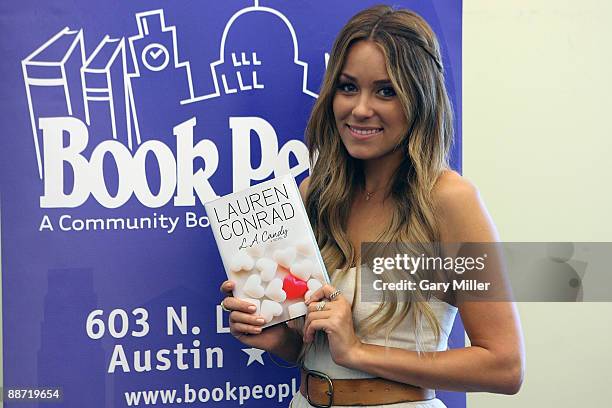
[300,368,435,407]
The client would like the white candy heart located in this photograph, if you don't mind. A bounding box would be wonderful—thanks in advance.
[255,258,277,282]
[273,247,297,268]
[265,278,287,302]
[290,259,314,281]
[243,274,265,298]
[295,239,315,257]
[246,244,266,258]
[288,302,308,319]
[304,279,323,301]
[261,299,283,323]
[311,266,325,281]
[240,298,261,314]
[229,251,255,273]
[307,279,323,291]
[265,239,282,251]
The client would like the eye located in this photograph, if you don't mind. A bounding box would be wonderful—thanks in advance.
[377,86,396,98]
[337,82,357,93]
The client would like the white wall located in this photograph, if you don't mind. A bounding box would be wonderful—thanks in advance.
[463,0,612,406]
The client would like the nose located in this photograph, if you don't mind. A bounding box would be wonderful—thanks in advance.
[352,94,374,120]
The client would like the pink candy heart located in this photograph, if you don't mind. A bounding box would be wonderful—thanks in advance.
[283,274,308,300]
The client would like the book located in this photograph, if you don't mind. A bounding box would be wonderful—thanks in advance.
[205,174,330,328]
[81,36,133,147]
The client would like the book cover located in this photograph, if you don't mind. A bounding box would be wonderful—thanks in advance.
[205,174,330,328]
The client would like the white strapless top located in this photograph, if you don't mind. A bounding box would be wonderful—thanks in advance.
[290,266,458,407]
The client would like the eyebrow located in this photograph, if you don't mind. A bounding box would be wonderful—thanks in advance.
[339,72,392,85]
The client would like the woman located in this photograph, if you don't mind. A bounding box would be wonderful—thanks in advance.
[220,5,524,407]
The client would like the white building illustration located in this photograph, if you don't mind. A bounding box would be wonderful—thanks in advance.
[180,1,319,104]
[22,1,322,179]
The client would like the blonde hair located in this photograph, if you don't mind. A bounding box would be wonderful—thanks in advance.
[300,5,454,357]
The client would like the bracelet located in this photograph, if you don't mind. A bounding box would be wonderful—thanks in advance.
[267,352,300,369]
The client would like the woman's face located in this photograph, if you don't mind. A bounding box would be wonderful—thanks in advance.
[333,40,408,162]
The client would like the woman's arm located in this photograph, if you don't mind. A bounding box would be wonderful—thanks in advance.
[269,322,304,363]
[304,171,525,394]
[341,302,524,394]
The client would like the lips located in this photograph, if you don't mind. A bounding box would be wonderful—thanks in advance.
[346,124,383,140]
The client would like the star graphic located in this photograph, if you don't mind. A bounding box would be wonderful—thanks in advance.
[242,347,265,366]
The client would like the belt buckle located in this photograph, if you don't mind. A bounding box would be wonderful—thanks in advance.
[305,369,334,408]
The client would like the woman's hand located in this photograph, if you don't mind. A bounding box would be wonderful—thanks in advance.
[220,280,286,352]
[303,284,363,367]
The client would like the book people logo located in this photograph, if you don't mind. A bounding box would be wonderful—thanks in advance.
[22,2,321,209]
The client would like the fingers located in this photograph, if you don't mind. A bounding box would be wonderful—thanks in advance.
[222,297,258,313]
[230,321,263,335]
[304,318,332,342]
[307,301,331,313]
[220,280,235,294]
[305,285,328,304]
[228,309,266,336]
[220,280,266,336]
[303,310,332,342]
[230,311,266,326]
[304,310,331,329]
[220,280,258,314]
[229,312,265,335]
[304,284,338,305]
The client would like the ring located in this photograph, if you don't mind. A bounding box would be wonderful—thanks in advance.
[316,300,327,312]
[329,289,342,300]
[220,300,231,312]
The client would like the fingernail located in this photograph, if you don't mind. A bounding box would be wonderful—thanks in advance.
[248,305,256,312]
[254,327,262,333]
[256,317,265,324]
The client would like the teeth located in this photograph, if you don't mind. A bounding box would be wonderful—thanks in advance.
[349,126,382,135]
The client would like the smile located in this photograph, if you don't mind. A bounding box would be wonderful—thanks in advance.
[347,125,383,139]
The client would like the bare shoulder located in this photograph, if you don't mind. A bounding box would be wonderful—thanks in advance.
[298,176,311,203]
[432,170,498,242]
[432,170,479,211]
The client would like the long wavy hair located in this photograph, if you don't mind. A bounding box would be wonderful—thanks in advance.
[300,5,454,354]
